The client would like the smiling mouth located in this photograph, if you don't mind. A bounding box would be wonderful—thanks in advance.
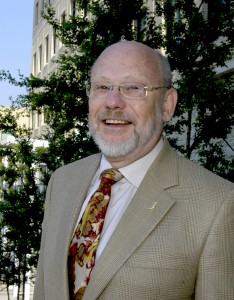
[104,119,131,125]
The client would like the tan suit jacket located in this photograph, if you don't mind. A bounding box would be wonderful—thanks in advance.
[33,140,234,300]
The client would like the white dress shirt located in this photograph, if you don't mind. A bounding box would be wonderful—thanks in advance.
[75,138,164,259]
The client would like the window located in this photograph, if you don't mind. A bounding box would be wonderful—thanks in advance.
[39,44,43,71]
[32,111,36,131]
[208,0,230,19]
[33,52,37,75]
[59,11,66,48]
[164,0,176,22]
[37,111,41,128]
[43,107,47,124]
[45,35,49,63]
[42,0,45,13]
[52,27,57,55]
[61,11,66,23]
[79,8,86,18]
[71,0,77,17]
[34,1,39,27]
[79,2,88,18]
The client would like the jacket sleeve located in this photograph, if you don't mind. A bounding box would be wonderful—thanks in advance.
[33,173,55,300]
[195,189,234,299]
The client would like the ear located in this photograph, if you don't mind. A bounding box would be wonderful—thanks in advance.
[162,88,178,122]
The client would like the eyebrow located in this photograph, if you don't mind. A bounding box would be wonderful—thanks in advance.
[91,75,149,83]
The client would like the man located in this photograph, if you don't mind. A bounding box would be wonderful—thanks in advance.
[33,41,234,300]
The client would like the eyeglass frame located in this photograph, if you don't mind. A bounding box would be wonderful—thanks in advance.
[86,82,171,99]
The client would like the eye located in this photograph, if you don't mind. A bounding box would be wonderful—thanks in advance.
[126,84,141,91]
[95,83,109,91]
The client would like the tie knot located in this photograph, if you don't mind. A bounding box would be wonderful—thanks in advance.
[100,168,123,184]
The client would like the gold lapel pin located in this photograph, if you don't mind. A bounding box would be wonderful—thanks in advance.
[147,201,157,212]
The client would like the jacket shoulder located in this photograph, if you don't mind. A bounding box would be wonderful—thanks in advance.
[155,139,234,194]
[53,153,102,177]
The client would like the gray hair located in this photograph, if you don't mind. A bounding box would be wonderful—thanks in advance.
[90,41,172,87]
[154,50,172,87]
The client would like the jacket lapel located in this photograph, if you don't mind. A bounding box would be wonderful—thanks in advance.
[50,154,102,298]
[84,140,179,300]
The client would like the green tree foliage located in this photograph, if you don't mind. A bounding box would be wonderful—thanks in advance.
[144,0,234,180]
[0,109,46,297]
[10,0,233,180]
[12,0,147,171]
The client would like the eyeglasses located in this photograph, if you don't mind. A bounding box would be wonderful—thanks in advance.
[86,82,171,100]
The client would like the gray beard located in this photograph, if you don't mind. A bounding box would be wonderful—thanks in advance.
[89,129,139,158]
[88,114,163,158]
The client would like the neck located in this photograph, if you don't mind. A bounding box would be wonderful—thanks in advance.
[105,136,162,169]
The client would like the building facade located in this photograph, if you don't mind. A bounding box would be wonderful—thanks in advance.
[31,0,234,138]
[32,0,234,79]
[0,107,30,142]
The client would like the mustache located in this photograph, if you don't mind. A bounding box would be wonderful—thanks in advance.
[97,110,135,123]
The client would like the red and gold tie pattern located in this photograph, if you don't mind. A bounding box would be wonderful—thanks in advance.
[68,168,123,300]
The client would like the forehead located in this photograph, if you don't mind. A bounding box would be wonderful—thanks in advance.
[91,44,161,83]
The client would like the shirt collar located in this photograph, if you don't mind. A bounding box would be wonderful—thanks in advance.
[99,137,164,188]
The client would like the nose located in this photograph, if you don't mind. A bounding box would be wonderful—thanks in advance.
[105,85,126,109]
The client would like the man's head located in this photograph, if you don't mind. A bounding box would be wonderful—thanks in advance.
[88,41,178,168]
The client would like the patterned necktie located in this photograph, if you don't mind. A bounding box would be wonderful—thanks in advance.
[68,168,123,300]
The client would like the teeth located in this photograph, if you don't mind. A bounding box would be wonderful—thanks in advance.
[105,119,129,124]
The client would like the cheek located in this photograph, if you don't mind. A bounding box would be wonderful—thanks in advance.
[128,102,148,120]
[89,101,101,119]
[134,105,156,127]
